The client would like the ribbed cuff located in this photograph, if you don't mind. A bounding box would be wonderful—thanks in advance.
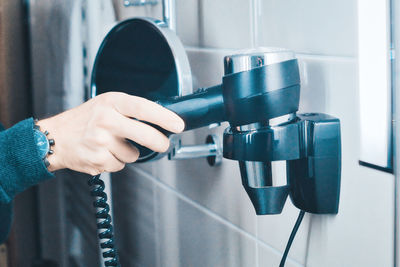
[0,118,54,203]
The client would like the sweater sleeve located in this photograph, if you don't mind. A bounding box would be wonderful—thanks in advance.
[0,118,54,203]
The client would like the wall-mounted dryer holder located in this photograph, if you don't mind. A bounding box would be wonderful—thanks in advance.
[91,18,342,216]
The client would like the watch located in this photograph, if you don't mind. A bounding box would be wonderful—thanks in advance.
[33,121,55,167]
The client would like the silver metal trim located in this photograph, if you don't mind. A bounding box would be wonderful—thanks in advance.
[162,0,176,31]
[236,113,297,131]
[168,135,222,165]
[123,0,158,7]
[169,143,219,160]
[224,47,295,75]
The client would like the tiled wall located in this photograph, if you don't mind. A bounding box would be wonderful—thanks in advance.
[112,1,395,266]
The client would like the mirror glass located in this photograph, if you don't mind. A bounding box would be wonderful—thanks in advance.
[92,19,179,101]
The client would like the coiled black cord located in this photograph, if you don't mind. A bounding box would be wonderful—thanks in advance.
[279,210,306,267]
[88,174,121,267]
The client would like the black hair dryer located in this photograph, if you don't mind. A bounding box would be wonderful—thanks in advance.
[92,18,341,215]
[155,53,341,215]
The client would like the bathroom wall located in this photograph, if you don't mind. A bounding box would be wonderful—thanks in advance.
[111,1,395,266]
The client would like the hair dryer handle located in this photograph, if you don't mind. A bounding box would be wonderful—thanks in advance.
[157,85,226,131]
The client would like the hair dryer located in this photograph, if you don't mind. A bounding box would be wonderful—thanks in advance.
[136,52,340,215]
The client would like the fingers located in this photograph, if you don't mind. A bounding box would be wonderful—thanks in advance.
[113,114,171,152]
[108,137,140,163]
[111,93,185,133]
[103,152,125,173]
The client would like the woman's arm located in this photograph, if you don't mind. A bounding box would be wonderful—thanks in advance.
[0,118,53,204]
[0,118,52,244]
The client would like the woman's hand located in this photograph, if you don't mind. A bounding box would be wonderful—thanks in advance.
[37,92,185,175]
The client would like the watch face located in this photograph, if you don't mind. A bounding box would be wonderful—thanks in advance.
[34,129,49,159]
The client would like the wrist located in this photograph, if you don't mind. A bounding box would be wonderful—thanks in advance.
[36,117,65,172]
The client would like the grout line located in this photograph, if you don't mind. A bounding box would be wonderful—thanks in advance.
[183,45,356,61]
[129,165,154,177]
[250,0,256,48]
[152,180,162,267]
[184,45,239,54]
[127,165,304,267]
[251,0,260,48]
[255,210,260,267]
[295,52,356,61]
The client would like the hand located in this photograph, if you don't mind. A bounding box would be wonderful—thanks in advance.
[37,92,185,175]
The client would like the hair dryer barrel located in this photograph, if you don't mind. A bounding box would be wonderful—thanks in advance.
[131,84,225,162]
[158,55,300,131]
[157,84,226,131]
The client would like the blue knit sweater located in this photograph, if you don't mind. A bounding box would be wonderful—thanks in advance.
[0,118,54,243]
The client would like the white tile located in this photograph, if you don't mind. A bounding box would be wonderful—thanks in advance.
[301,56,394,267]
[256,0,357,56]
[305,167,394,267]
[155,182,258,267]
[176,0,254,49]
[257,242,303,267]
[116,0,253,49]
[256,202,310,265]
[153,124,259,236]
[175,0,200,47]
[132,160,157,176]
[111,167,159,267]
[186,47,236,89]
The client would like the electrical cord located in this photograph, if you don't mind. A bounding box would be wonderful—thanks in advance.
[279,210,306,267]
[88,173,304,267]
[88,174,121,267]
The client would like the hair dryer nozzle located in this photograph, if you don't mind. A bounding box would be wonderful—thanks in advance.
[239,161,289,215]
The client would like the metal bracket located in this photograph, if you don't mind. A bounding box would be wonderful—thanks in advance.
[123,0,158,7]
[168,135,222,166]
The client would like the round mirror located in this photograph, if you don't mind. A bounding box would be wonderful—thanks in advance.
[91,17,192,162]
